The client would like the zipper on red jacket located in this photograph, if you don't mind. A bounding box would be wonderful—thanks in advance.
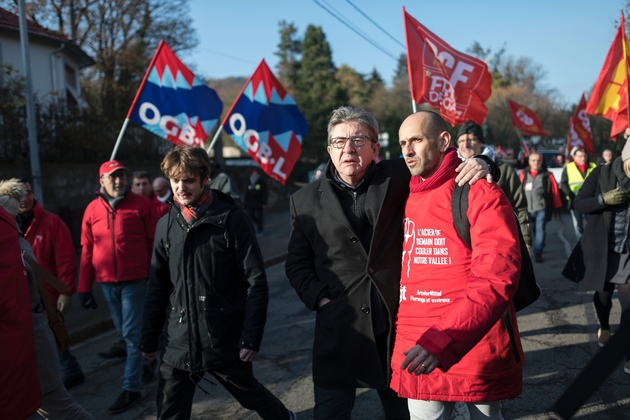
[110,210,118,279]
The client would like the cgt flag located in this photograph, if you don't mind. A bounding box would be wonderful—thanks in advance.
[568,93,594,156]
[221,59,308,184]
[127,40,223,147]
[403,7,492,126]
[586,13,630,139]
[508,99,548,137]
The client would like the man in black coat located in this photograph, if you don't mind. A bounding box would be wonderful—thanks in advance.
[285,106,497,420]
[140,146,294,420]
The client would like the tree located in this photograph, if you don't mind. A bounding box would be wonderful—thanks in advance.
[1,0,198,120]
[274,20,301,92]
[290,25,347,180]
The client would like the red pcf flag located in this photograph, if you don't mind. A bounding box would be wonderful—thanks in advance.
[508,99,549,136]
[586,14,630,138]
[568,93,594,156]
[403,8,492,126]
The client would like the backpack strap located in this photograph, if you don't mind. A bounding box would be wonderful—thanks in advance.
[451,183,471,249]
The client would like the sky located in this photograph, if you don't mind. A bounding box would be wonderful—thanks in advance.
[185,0,626,109]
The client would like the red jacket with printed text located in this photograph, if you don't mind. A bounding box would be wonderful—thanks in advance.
[23,201,77,304]
[0,206,41,419]
[391,170,523,402]
[78,192,158,292]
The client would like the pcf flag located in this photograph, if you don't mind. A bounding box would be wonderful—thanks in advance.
[403,7,492,126]
[127,40,223,147]
[221,59,308,184]
[569,93,595,156]
[586,14,630,139]
[508,99,548,136]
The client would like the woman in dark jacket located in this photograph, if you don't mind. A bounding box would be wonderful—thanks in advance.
[562,144,630,375]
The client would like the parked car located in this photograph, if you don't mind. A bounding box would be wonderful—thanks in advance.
[537,149,565,183]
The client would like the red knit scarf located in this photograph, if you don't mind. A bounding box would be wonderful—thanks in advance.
[173,186,213,226]
[409,148,461,192]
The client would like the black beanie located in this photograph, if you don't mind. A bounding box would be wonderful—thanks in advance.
[457,121,485,144]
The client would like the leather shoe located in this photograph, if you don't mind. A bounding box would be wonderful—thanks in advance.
[63,372,85,389]
[108,390,141,414]
[98,345,127,359]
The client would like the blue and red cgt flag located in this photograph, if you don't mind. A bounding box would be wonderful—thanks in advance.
[221,59,308,184]
[127,40,223,147]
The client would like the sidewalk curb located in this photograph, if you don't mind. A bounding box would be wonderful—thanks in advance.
[68,252,289,345]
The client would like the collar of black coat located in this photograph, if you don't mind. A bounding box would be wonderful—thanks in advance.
[324,160,376,193]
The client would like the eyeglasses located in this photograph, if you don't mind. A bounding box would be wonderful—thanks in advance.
[329,135,371,149]
[457,136,479,145]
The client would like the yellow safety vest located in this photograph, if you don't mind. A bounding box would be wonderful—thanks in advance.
[565,162,596,197]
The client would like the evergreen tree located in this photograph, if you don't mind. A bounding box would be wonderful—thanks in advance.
[292,25,347,180]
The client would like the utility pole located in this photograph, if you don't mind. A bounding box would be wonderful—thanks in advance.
[18,0,44,206]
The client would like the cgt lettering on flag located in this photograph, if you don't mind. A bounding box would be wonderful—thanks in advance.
[569,93,594,155]
[221,59,308,184]
[403,8,492,126]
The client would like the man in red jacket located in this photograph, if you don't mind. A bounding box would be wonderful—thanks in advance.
[16,179,86,389]
[131,170,169,217]
[78,160,159,414]
[391,111,523,419]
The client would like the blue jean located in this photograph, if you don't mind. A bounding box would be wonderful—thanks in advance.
[570,209,589,241]
[59,348,83,378]
[530,210,547,256]
[101,281,147,392]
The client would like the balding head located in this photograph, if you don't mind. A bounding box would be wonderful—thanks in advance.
[398,111,451,178]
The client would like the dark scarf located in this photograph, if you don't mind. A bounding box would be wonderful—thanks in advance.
[100,186,129,210]
[612,157,630,191]
[173,186,213,226]
[15,204,36,234]
[409,148,461,192]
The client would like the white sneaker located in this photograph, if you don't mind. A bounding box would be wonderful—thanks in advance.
[597,329,612,347]
[624,360,630,374]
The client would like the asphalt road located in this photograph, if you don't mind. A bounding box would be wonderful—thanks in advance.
[67,214,630,419]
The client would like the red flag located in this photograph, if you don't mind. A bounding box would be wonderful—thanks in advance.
[568,93,595,156]
[586,14,630,139]
[508,99,548,136]
[403,8,491,126]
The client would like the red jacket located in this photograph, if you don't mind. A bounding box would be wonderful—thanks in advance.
[23,201,77,304]
[391,173,523,402]
[0,207,41,419]
[149,191,170,217]
[78,191,158,292]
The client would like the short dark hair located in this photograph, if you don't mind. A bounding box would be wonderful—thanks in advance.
[132,171,150,182]
[161,147,211,181]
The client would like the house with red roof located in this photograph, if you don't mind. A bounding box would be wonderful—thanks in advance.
[0,7,93,106]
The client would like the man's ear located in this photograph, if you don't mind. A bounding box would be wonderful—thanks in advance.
[439,131,451,152]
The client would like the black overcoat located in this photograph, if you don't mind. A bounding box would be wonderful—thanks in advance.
[285,159,411,389]
[562,162,617,292]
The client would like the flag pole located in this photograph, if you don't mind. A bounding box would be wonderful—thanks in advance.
[412,100,417,113]
[110,40,165,161]
[110,118,130,160]
[206,124,223,155]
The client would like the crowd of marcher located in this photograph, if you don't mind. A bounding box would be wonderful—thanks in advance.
[1,107,628,420]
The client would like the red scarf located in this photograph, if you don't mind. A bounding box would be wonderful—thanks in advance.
[576,162,588,174]
[173,186,213,226]
[409,148,461,192]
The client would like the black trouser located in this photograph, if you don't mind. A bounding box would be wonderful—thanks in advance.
[313,385,409,420]
[156,362,289,420]
[247,207,264,233]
